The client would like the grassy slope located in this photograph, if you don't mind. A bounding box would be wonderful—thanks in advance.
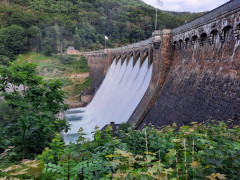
[23,52,91,101]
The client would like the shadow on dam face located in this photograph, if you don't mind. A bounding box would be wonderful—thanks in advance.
[62,57,153,144]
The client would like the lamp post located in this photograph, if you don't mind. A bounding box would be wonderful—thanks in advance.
[105,35,108,49]
[154,0,163,30]
[155,8,158,30]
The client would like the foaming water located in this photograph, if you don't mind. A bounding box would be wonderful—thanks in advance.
[62,58,153,144]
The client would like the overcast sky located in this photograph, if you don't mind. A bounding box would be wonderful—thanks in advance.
[141,0,229,12]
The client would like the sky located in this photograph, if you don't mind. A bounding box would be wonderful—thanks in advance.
[141,0,229,12]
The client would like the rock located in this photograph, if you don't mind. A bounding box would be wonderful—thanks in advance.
[68,102,84,108]
[81,95,93,104]
[81,88,96,96]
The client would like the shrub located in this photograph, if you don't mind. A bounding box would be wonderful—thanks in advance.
[0,55,10,65]
[1,120,239,179]
[36,121,240,179]
[59,55,74,65]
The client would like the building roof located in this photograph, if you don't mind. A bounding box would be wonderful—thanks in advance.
[67,46,76,51]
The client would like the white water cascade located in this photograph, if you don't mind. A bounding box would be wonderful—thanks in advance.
[62,58,153,144]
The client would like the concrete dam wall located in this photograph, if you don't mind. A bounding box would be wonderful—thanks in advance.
[83,0,240,129]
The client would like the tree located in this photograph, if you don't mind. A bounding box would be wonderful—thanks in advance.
[9,10,35,29]
[0,25,28,59]
[0,57,69,159]
[28,26,42,53]
[75,22,97,49]
[0,55,10,65]
[0,0,202,53]
[41,26,58,56]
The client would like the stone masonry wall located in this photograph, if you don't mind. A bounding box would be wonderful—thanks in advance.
[84,50,111,89]
[138,35,240,128]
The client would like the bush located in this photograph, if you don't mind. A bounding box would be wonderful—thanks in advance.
[59,78,74,87]
[26,121,240,179]
[73,77,92,95]
[0,55,10,65]
[59,55,74,64]
[1,119,239,179]
[78,55,89,72]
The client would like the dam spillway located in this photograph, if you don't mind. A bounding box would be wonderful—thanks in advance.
[62,57,153,144]
[63,0,240,142]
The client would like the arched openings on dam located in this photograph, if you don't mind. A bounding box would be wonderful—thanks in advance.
[116,53,121,64]
[200,33,207,46]
[127,51,133,64]
[179,39,183,49]
[172,5,240,50]
[185,38,190,49]
[173,41,177,50]
[173,24,240,50]
[222,25,235,42]
[191,35,198,49]
[133,50,141,67]
[121,52,127,65]
[112,48,151,68]
[209,30,219,45]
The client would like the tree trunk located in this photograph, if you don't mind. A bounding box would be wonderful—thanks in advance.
[22,128,26,160]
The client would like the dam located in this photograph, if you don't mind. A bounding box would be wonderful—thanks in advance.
[63,0,240,143]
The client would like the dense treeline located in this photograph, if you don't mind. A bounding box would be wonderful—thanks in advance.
[0,0,203,61]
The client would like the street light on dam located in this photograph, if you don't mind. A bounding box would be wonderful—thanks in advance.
[105,35,108,49]
[155,0,163,30]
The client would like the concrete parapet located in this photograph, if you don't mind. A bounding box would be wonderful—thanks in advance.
[172,0,240,35]
[172,0,240,50]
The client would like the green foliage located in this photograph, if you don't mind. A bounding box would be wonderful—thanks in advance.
[14,121,237,180]
[38,125,124,180]
[0,55,10,65]
[28,26,42,53]
[73,77,92,95]
[41,26,58,56]
[21,53,91,98]
[37,133,65,164]
[58,78,74,87]
[0,57,69,160]
[78,55,89,72]
[0,25,28,60]
[0,0,202,54]
[0,121,239,179]
[58,55,74,65]
[107,121,240,179]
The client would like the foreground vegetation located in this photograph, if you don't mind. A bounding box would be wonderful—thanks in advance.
[1,120,239,179]
[0,59,69,160]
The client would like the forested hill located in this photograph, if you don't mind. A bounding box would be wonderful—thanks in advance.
[0,0,203,61]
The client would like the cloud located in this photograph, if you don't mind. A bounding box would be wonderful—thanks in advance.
[141,0,228,12]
